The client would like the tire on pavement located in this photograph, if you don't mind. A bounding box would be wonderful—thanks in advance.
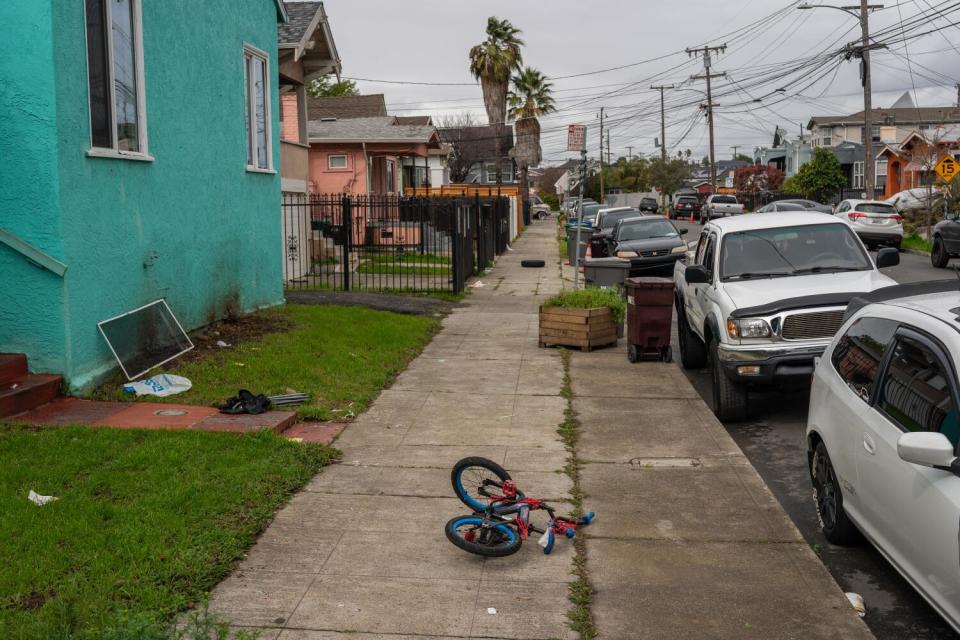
[932,236,950,268]
[521,259,545,268]
[810,441,862,545]
[709,338,748,422]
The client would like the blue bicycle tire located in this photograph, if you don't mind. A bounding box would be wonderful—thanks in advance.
[445,516,522,557]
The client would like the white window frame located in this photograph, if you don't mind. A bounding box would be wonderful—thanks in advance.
[853,161,864,189]
[501,161,514,183]
[822,132,832,146]
[485,162,497,183]
[327,154,348,170]
[244,43,274,173]
[83,0,151,161]
[875,158,888,182]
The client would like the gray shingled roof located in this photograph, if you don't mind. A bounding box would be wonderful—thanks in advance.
[308,95,388,120]
[307,117,439,144]
[278,2,322,46]
[809,106,960,128]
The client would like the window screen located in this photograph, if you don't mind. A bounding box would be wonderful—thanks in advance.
[98,300,194,380]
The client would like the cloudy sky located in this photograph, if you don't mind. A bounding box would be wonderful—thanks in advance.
[318,0,960,165]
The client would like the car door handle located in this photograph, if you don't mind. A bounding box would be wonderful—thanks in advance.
[863,433,876,456]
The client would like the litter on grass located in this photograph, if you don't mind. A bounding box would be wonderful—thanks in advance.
[216,340,231,348]
[122,374,192,397]
[469,280,485,288]
[28,490,58,506]
[486,608,497,615]
[845,592,866,617]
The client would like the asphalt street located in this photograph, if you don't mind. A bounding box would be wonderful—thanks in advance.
[670,216,957,639]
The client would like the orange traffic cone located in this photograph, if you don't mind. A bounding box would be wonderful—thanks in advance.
[689,211,694,224]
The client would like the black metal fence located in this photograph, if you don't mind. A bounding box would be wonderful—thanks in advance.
[281,193,510,294]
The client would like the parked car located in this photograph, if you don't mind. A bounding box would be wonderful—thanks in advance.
[775,198,834,214]
[590,208,643,257]
[529,194,551,220]
[593,206,637,230]
[834,199,904,250]
[700,194,744,223]
[671,195,701,220]
[806,279,960,633]
[563,197,596,214]
[577,203,604,227]
[756,201,807,213]
[674,212,899,421]
[639,197,660,214]
[931,212,960,268]
[608,216,688,276]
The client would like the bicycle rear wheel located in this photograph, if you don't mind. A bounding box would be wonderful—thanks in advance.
[445,516,522,557]
[451,457,512,511]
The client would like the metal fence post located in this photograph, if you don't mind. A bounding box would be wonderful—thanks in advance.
[452,198,463,294]
[341,195,352,291]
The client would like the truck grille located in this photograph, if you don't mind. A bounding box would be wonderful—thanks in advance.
[781,310,846,340]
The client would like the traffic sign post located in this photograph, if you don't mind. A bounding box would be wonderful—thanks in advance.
[568,125,587,289]
[936,156,958,183]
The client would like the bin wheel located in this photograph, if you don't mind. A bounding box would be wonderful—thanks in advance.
[661,346,673,363]
[628,344,639,363]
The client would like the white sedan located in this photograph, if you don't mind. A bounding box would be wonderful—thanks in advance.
[806,280,960,632]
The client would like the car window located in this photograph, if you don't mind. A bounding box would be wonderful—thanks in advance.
[617,218,678,242]
[836,202,849,213]
[679,197,699,204]
[712,196,737,204]
[831,317,898,402]
[695,232,709,263]
[856,203,896,215]
[700,234,717,271]
[719,223,872,280]
[878,335,960,447]
[600,210,638,230]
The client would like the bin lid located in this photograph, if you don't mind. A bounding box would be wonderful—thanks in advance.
[625,276,673,290]
[584,257,631,268]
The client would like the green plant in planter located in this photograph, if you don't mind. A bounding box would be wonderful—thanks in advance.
[543,288,625,325]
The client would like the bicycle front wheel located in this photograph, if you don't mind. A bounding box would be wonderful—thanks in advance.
[451,457,512,511]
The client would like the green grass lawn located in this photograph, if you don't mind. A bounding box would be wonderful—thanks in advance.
[92,304,438,421]
[362,252,451,265]
[902,233,932,253]
[356,264,451,276]
[0,426,337,639]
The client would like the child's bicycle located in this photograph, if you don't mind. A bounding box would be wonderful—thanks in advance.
[444,456,595,557]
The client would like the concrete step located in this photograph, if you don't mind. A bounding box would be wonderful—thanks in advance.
[0,374,63,419]
[0,354,28,386]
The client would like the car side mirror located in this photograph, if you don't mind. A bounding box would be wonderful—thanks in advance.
[680,228,689,235]
[684,264,710,283]
[875,247,900,268]
[897,432,957,470]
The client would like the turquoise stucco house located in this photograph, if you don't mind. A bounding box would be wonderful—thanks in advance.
[0,0,289,391]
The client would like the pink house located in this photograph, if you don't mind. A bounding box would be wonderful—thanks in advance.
[305,116,441,195]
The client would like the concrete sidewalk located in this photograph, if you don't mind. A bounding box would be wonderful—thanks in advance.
[572,339,873,637]
[210,221,577,639]
[210,219,872,639]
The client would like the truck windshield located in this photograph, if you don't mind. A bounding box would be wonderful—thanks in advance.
[720,223,871,281]
[618,219,679,241]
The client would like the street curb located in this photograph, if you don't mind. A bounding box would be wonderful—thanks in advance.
[902,248,930,257]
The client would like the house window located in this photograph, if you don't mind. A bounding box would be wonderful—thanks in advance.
[876,158,888,183]
[485,163,497,183]
[853,161,864,189]
[872,126,881,143]
[501,161,514,182]
[386,159,395,193]
[243,44,272,171]
[84,0,148,156]
[328,155,348,170]
[822,131,832,146]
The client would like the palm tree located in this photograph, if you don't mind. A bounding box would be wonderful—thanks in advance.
[507,67,555,212]
[469,17,524,184]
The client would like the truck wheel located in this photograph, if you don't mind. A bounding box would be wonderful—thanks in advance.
[709,339,748,422]
[932,236,950,268]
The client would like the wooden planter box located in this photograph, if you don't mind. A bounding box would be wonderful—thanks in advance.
[539,306,618,352]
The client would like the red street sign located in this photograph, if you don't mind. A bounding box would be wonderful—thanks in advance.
[567,125,586,152]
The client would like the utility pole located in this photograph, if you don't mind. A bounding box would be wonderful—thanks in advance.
[598,107,605,204]
[687,45,727,194]
[651,84,675,162]
[606,131,611,166]
[955,82,960,107]
[730,146,739,160]
[626,146,634,162]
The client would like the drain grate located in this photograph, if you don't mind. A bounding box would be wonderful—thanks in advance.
[154,409,189,417]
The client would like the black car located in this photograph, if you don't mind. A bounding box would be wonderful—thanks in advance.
[670,195,699,220]
[639,197,660,214]
[931,212,960,268]
[589,208,643,257]
[607,216,689,276]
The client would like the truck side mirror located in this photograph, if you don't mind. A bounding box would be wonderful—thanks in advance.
[684,264,710,283]
[876,247,900,268]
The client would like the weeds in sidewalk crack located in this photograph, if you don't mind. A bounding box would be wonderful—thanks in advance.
[558,349,596,640]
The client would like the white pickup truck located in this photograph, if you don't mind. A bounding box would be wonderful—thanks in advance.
[700,194,744,223]
[674,212,899,421]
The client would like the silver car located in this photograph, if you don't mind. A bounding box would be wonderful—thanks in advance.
[834,199,904,250]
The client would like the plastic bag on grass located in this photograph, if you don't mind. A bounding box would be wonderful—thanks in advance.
[122,374,192,397]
